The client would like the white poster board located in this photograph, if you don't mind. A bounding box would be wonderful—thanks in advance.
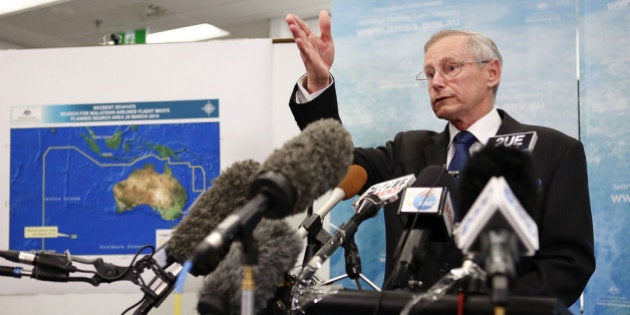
[0,39,275,298]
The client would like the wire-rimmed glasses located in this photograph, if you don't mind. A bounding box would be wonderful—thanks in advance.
[415,60,490,85]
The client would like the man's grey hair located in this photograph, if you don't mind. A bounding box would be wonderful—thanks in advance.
[425,29,503,98]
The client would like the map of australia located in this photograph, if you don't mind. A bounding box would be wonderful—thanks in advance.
[10,123,219,255]
[113,163,187,221]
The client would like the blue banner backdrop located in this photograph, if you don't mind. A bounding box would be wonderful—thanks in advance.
[579,0,630,314]
[328,0,629,313]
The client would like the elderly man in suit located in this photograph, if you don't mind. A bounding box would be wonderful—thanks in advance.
[285,11,595,307]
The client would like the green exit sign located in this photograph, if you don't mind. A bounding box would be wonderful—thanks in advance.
[118,29,146,44]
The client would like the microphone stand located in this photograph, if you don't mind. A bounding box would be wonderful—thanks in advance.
[132,262,182,315]
[240,228,259,315]
[300,195,383,291]
[301,205,320,266]
[388,227,432,289]
[321,234,381,291]
[343,238,362,289]
[480,229,518,313]
[0,247,179,315]
[301,205,335,267]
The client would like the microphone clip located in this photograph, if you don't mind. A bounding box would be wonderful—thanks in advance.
[299,213,333,246]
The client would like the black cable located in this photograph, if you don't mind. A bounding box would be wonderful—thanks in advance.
[371,289,386,315]
[96,245,155,282]
[117,245,160,315]
[121,296,145,315]
[74,267,97,275]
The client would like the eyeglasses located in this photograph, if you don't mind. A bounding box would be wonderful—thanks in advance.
[415,60,491,85]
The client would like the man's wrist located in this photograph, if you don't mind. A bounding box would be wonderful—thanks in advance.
[304,76,331,94]
[296,74,334,104]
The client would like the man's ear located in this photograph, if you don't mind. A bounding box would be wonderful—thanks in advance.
[486,59,501,89]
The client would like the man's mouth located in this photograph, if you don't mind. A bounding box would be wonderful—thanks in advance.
[434,96,450,105]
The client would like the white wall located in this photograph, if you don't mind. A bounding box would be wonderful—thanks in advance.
[0,38,312,314]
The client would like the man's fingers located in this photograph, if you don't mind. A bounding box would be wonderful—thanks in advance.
[319,11,332,42]
[286,13,312,37]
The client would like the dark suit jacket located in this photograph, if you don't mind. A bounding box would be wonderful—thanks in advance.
[289,82,595,306]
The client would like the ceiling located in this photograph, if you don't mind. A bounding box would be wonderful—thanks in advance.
[0,0,331,48]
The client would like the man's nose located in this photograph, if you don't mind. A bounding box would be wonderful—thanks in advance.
[430,71,447,87]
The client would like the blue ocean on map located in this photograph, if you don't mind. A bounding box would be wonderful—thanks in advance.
[10,123,220,255]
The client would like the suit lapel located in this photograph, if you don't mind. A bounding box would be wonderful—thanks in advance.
[496,109,525,134]
[424,126,450,166]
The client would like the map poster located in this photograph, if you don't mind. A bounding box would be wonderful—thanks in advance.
[9,99,220,255]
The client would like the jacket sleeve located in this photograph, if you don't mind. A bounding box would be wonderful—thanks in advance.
[288,82,342,131]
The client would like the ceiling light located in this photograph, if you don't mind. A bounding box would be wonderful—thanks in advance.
[147,24,230,43]
[0,0,66,17]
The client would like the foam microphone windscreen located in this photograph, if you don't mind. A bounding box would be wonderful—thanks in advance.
[257,118,354,217]
[339,165,368,198]
[197,219,303,315]
[166,159,261,263]
[457,146,539,218]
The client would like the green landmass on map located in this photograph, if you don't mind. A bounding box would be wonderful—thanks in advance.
[105,130,123,149]
[113,163,187,220]
[81,128,100,154]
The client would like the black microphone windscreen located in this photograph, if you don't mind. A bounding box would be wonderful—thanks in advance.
[166,159,261,263]
[457,146,539,218]
[412,165,453,188]
[410,165,458,210]
[258,118,354,217]
[197,219,303,315]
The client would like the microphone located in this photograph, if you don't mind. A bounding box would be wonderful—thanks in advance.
[297,164,368,238]
[0,250,86,282]
[355,173,416,205]
[0,265,32,279]
[298,173,416,282]
[453,145,540,306]
[197,219,302,315]
[456,144,540,219]
[388,165,457,288]
[0,262,70,283]
[165,159,262,265]
[0,250,78,283]
[486,131,537,152]
[132,161,261,314]
[454,176,539,305]
[397,165,458,237]
[0,250,76,272]
[191,118,354,276]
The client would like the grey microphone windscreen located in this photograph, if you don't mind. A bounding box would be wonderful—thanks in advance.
[258,118,354,217]
[197,219,303,315]
[166,159,261,263]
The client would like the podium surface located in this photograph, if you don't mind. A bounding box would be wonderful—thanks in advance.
[302,290,570,315]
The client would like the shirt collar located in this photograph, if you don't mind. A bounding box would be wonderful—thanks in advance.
[448,108,501,145]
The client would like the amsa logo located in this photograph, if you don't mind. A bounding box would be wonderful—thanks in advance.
[413,190,439,211]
